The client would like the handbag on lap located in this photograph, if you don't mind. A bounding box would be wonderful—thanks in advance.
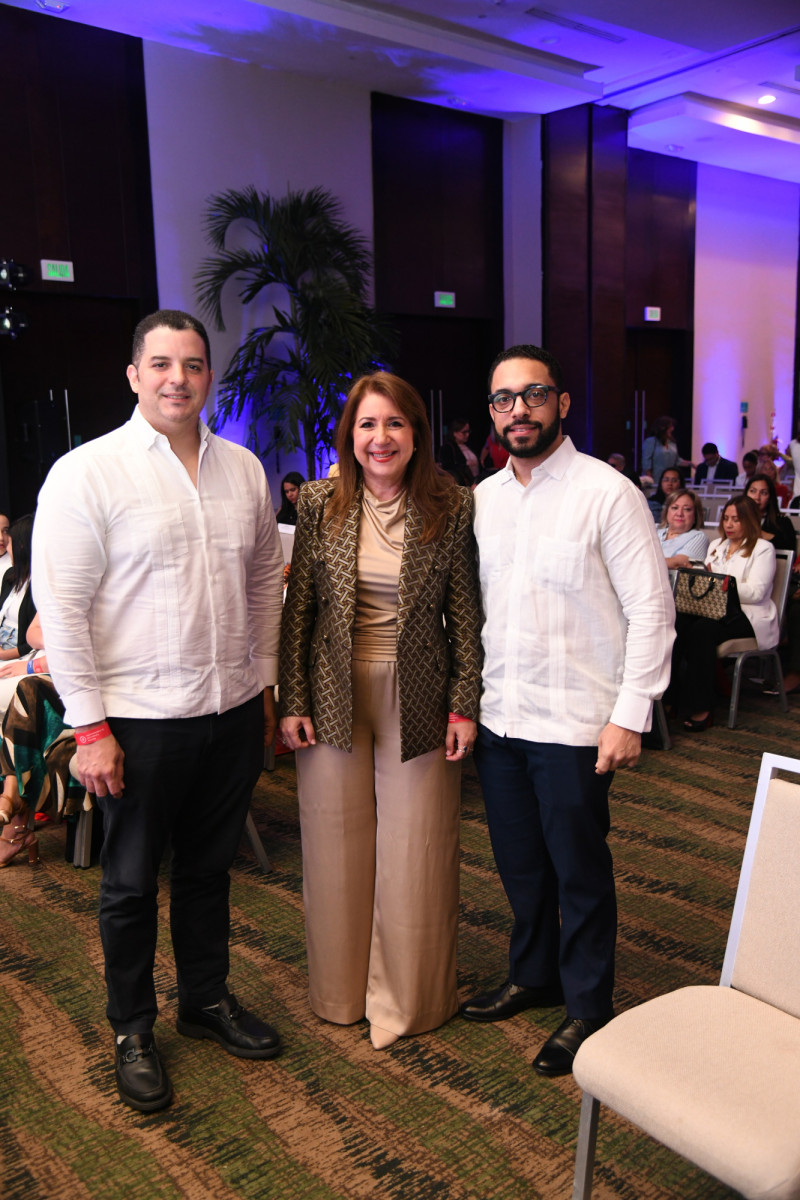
[673,568,742,622]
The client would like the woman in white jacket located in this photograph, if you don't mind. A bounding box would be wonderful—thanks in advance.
[668,495,777,731]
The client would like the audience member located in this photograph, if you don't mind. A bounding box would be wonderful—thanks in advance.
[461,344,674,1078]
[778,420,800,507]
[279,372,482,1051]
[440,417,479,487]
[746,474,795,551]
[275,471,305,526]
[647,466,684,521]
[734,451,758,489]
[693,443,737,486]
[0,513,10,575]
[607,453,641,489]
[0,515,36,662]
[32,309,285,1113]
[668,496,777,732]
[480,425,509,475]
[641,416,683,481]
[756,454,791,507]
[657,490,709,569]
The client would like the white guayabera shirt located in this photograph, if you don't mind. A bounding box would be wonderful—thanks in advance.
[474,436,675,747]
[32,406,285,728]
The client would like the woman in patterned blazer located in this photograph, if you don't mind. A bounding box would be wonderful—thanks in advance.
[279,372,482,1050]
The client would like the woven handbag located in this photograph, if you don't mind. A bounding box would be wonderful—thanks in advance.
[674,568,741,621]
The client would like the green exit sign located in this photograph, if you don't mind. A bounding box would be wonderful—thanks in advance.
[434,291,456,309]
[41,259,74,282]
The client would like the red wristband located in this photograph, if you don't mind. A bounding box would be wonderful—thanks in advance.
[75,721,112,746]
[448,712,466,723]
[31,657,47,674]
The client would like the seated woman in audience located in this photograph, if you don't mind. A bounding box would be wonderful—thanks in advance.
[756,454,792,507]
[0,513,10,575]
[275,472,306,526]
[439,418,479,487]
[657,489,709,569]
[0,515,35,662]
[745,474,796,551]
[647,466,684,521]
[0,670,82,867]
[668,496,777,732]
[0,613,46,718]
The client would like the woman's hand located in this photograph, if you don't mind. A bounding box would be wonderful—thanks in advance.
[0,648,20,662]
[0,659,27,678]
[665,554,691,569]
[280,715,317,750]
[445,718,477,762]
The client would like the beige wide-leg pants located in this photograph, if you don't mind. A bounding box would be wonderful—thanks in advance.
[296,659,461,1036]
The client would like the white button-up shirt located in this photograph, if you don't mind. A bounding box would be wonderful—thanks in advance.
[33,407,285,727]
[474,436,675,746]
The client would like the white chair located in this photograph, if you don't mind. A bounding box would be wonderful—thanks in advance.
[571,752,800,1200]
[717,547,794,728]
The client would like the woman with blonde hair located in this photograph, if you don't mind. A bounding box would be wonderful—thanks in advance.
[279,371,482,1049]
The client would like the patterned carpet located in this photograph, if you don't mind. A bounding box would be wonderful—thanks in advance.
[0,690,795,1200]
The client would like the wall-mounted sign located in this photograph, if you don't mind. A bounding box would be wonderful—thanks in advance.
[434,291,456,309]
[41,259,74,282]
[644,306,661,322]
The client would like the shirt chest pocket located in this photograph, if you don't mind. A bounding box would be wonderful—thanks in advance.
[125,504,189,568]
[533,536,585,592]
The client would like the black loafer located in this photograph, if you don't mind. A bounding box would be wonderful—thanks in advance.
[115,1033,173,1112]
[460,979,564,1022]
[176,994,282,1060]
[532,1015,611,1077]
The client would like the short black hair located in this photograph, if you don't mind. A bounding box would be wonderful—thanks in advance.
[488,344,564,395]
[702,442,718,455]
[131,309,211,369]
[743,451,758,466]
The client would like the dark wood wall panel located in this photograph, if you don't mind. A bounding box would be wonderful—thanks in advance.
[371,93,504,450]
[0,4,157,303]
[626,149,696,330]
[0,5,158,515]
[543,105,697,461]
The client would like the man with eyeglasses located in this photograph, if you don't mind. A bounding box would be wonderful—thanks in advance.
[460,344,674,1077]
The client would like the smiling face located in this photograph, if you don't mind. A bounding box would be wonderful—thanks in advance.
[0,514,9,557]
[747,480,770,514]
[352,391,415,496]
[666,493,696,535]
[489,357,569,466]
[126,327,213,439]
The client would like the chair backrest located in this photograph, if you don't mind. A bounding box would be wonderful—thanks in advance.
[771,548,794,630]
[721,753,800,1019]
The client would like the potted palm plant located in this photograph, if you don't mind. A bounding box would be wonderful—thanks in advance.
[195,185,394,479]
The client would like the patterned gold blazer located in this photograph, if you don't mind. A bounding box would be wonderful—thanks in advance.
[279,479,482,762]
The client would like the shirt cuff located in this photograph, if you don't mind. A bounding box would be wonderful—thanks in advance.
[609,690,654,735]
[252,655,278,691]
[63,692,107,730]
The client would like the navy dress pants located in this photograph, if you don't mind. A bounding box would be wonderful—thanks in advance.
[96,695,264,1035]
[473,723,616,1019]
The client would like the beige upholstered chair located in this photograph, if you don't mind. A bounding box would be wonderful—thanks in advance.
[571,752,800,1200]
[717,548,794,728]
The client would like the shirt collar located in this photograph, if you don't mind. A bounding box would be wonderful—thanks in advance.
[129,404,209,448]
[498,434,576,485]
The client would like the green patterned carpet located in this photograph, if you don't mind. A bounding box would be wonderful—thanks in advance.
[1,692,795,1199]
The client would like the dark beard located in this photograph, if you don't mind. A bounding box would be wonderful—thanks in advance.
[494,409,562,460]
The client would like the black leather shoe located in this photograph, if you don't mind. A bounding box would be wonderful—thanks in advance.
[460,979,564,1022]
[176,994,282,1060]
[532,1015,611,1077]
[115,1034,173,1112]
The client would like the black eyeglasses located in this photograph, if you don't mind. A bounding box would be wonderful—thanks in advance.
[488,384,558,413]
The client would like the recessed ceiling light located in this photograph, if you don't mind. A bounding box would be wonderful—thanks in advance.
[35,0,69,10]
[758,94,777,105]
